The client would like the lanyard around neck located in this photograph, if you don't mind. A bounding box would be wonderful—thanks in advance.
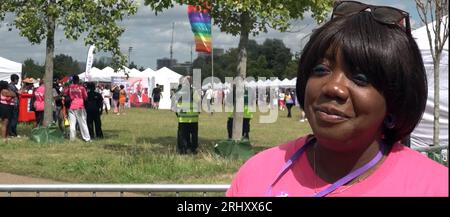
[266,137,385,197]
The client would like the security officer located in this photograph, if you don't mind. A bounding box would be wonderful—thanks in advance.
[174,76,200,154]
[227,87,253,140]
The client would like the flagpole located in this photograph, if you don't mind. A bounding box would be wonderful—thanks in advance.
[211,20,214,89]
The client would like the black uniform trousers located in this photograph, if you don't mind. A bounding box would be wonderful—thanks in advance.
[227,117,251,139]
[177,122,198,154]
[286,103,294,117]
[87,111,103,139]
[7,106,18,136]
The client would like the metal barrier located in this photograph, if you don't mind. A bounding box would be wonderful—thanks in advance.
[412,144,448,153]
[0,184,230,197]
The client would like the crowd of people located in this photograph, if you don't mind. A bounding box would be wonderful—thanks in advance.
[0,74,165,142]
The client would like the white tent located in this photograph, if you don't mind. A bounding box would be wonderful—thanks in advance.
[256,79,265,87]
[79,66,128,82]
[142,68,156,77]
[153,67,182,109]
[280,78,295,88]
[0,56,22,84]
[245,80,257,88]
[78,67,107,82]
[410,16,449,149]
[270,78,282,87]
[128,68,149,78]
[288,78,297,87]
[79,66,182,109]
[102,66,115,75]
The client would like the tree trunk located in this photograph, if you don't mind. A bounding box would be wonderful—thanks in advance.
[232,12,250,141]
[43,14,56,127]
[432,52,440,146]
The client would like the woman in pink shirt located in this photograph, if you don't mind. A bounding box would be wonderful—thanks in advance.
[0,81,16,139]
[227,1,448,197]
[33,79,45,126]
[64,75,90,142]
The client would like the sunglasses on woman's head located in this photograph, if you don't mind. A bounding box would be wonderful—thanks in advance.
[332,1,411,35]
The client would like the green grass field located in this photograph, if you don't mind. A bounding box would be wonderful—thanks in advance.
[0,108,311,185]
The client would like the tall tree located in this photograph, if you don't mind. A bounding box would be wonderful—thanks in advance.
[54,54,82,78]
[415,0,449,146]
[0,0,138,126]
[145,0,331,140]
[129,61,138,69]
[22,58,45,79]
[93,56,114,70]
[261,39,292,77]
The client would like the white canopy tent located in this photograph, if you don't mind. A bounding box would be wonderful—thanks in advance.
[153,67,182,109]
[78,67,112,82]
[79,66,182,110]
[202,82,226,90]
[269,78,282,87]
[280,78,295,88]
[142,68,156,76]
[0,56,22,85]
[102,66,115,75]
[288,78,297,87]
[410,16,449,149]
[79,66,149,82]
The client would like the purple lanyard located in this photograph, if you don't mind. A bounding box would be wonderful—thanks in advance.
[266,137,385,197]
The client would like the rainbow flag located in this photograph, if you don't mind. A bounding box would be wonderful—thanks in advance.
[188,5,212,53]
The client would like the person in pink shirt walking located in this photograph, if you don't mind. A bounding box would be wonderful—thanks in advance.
[227,1,448,197]
[64,75,90,142]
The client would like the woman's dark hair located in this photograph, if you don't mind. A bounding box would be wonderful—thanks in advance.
[10,74,19,82]
[72,75,80,84]
[0,80,9,91]
[120,85,124,89]
[86,82,96,91]
[296,12,427,145]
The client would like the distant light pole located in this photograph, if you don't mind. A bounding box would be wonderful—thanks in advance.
[128,46,133,66]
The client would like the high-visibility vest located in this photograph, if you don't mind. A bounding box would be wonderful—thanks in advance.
[244,104,253,119]
[177,101,199,123]
[228,91,253,119]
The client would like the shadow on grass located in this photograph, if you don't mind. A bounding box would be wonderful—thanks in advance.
[136,136,218,147]
[104,136,263,155]
[252,146,268,153]
[103,143,146,155]
[102,130,121,139]
[136,136,175,146]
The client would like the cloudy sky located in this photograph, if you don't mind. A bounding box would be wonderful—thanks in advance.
[0,0,423,70]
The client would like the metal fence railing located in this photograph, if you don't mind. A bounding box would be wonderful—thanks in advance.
[0,184,230,197]
[412,144,448,153]
[413,145,448,166]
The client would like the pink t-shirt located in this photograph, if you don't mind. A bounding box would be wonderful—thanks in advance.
[34,85,45,112]
[64,84,87,110]
[226,136,448,197]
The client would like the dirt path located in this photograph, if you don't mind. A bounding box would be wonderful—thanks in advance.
[0,172,141,197]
